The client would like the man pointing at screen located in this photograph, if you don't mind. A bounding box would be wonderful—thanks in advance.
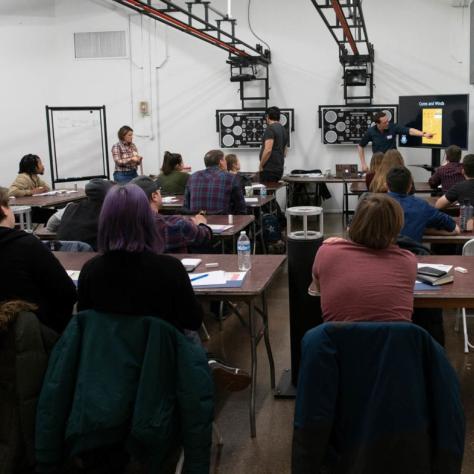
[357,111,434,172]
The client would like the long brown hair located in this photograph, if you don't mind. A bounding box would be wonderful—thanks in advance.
[0,187,9,221]
[349,193,404,249]
[161,151,183,176]
[369,150,405,193]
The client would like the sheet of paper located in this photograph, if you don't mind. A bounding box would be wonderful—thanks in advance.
[66,270,81,281]
[181,258,202,266]
[245,197,258,203]
[189,271,227,287]
[417,263,452,273]
[208,224,233,233]
[224,272,247,282]
[161,196,178,203]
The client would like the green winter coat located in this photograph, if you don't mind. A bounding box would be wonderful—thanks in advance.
[35,310,213,473]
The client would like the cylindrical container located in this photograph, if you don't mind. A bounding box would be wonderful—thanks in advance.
[237,231,251,270]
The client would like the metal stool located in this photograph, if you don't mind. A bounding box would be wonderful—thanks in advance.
[286,206,323,240]
[12,205,33,232]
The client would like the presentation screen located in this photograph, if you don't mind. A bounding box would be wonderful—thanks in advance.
[398,94,469,149]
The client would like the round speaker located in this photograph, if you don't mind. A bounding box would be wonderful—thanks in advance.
[222,134,235,147]
[324,110,337,123]
[325,130,337,143]
[233,125,243,136]
[222,114,234,128]
[336,121,346,132]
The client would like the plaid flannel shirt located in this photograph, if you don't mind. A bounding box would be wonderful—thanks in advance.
[428,162,465,194]
[184,166,247,215]
[111,141,139,172]
[155,214,212,253]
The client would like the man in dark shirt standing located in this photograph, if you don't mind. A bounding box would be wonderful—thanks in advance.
[357,111,434,172]
[259,106,288,182]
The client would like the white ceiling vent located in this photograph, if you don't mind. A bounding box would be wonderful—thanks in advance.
[74,31,127,59]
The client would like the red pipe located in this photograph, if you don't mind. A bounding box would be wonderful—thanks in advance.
[123,0,249,57]
[330,0,359,55]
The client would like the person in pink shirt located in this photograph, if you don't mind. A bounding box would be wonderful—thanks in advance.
[312,193,417,322]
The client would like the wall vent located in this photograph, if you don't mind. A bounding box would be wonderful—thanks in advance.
[74,31,127,59]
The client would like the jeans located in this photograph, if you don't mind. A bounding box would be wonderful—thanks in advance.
[113,170,138,184]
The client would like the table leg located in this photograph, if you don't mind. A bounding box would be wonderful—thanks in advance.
[258,209,266,254]
[248,301,257,438]
[262,293,275,389]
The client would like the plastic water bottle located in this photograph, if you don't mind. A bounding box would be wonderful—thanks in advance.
[260,185,267,197]
[460,200,473,232]
[237,231,251,271]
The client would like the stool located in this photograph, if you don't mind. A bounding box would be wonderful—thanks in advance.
[286,206,323,240]
[12,205,33,232]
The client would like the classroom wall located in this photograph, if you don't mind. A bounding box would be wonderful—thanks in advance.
[1,0,472,211]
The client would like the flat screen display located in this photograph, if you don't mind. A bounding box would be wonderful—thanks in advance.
[398,94,469,149]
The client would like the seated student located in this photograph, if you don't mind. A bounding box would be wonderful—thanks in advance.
[131,176,211,253]
[365,151,384,189]
[0,300,58,474]
[369,149,405,193]
[312,194,417,323]
[387,166,459,243]
[8,154,50,197]
[77,183,203,331]
[0,187,77,333]
[225,153,253,189]
[436,153,474,209]
[50,178,113,250]
[185,149,247,214]
[157,151,190,195]
[429,144,464,194]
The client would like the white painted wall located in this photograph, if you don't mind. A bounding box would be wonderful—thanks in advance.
[0,0,472,211]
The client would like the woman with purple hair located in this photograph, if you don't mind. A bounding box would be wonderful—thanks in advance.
[77,183,203,331]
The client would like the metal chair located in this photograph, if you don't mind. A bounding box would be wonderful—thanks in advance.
[460,238,474,352]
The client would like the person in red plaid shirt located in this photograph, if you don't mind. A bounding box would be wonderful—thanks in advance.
[111,125,143,184]
[428,145,464,194]
[132,176,212,253]
[184,150,246,215]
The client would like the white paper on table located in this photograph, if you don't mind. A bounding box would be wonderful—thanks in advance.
[161,196,178,203]
[189,271,227,287]
[417,263,453,273]
[66,270,81,281]
[35,189,78,196]
[208,224,233,233]
[245,197,258,203]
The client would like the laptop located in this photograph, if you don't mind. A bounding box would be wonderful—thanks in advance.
[335,164,359,178]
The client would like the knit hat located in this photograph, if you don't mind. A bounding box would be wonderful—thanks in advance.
[85,178,114,202]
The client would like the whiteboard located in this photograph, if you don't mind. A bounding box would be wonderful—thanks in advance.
[50,109,106,180]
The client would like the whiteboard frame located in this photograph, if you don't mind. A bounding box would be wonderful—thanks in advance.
[46,105,110,189]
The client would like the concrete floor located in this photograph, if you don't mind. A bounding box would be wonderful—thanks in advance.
[203,213,474,474]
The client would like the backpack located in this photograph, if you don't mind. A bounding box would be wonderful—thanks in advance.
[262,213,282,242]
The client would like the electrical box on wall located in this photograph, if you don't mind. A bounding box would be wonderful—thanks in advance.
[216,109,294,149]
[139,101,149,116]
[318,105,398,145]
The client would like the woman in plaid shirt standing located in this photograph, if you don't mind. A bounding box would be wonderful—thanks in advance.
[111,125,143,184]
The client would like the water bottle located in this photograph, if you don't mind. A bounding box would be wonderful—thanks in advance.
[237,231,252,270]
[260,185,267,197]
[460,200,473,232]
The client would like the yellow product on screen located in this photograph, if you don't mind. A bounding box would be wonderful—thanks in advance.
[422,108,442,145]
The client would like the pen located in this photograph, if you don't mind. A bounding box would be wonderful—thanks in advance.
[191,273,209,282]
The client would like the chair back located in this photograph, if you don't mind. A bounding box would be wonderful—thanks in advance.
[462,238,474,256]
[293,322,465,474]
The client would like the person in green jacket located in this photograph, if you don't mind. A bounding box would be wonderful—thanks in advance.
[157,151,190,195]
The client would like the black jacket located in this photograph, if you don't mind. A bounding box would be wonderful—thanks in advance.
[57,200,102,250]
[0,227,77,333]
[0,302,58,474]
[293,322,465,474]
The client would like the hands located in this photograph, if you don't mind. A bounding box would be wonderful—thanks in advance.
[423,132,435,139]
[191,214,207,225]
[132,155,143,164]
[32,187,47,195]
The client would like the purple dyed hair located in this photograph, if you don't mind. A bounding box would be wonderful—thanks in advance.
[98,184,162,253]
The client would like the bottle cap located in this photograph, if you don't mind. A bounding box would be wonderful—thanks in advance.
[240,230,246,235]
